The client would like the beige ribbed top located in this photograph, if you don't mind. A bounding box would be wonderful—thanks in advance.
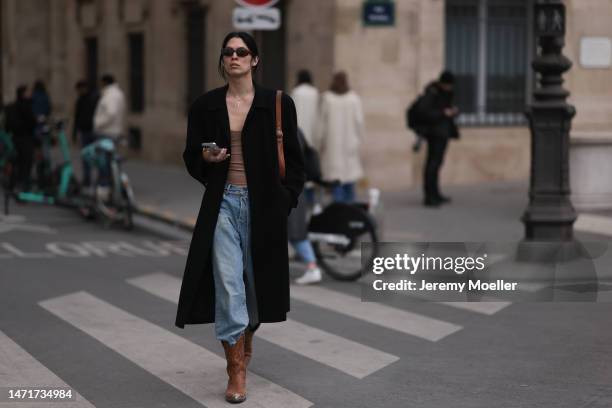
[227,130,247,186]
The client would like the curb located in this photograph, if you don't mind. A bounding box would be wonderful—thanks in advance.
[135,203,196,233]
[135,198,390,240]
[575,214,612,237]
[134,202,612,239]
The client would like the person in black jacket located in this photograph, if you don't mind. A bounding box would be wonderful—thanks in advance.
[73,80,99,187]
[289,128,323,285]
[5,85,36,191]
[175,31,304,403]
[419,71,460,207]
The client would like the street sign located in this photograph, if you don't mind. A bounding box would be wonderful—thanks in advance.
[234,0,279,8]
[534,3,565,37]
[233,7,281,30]
[363,0,395,27]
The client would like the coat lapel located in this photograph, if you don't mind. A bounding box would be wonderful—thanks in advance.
[209,84,231,148]
[240,84,272,148]
[212,83,272,150]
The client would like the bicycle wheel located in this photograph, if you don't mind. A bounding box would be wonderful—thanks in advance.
[94,176,134,231]
[93,188,115,228]
[120,182,135,231]
[309,202,379,281]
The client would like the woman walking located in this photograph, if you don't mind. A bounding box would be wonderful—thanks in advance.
[314,71,365,203]
[175,32,304,403]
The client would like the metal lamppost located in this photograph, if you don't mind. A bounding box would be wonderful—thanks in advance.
[522,0,577,241]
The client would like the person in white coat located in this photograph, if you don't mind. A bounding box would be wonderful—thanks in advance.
[291,70,319,147]
[93,74,125,140]
[314,71,364,202]
[92,74,126,197]
[291,69,319,205]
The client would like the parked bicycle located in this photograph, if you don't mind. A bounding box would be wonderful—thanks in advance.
[306,180,380,281]
[79,135,136,230]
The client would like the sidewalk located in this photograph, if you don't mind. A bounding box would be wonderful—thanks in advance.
[121,159,612,241]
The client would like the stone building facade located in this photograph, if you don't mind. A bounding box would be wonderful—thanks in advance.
[2,0,611,191]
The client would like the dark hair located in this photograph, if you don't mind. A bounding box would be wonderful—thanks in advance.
[439,70,455,85]
[33,80,47,94]
[297,69,312,85]
[330,71,349,94]
[217,32,260,80]
[101,74,115,86]
[16,85,28,100]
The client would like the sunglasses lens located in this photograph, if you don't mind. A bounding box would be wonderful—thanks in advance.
[222,47,251,58]
[236,48,250,57]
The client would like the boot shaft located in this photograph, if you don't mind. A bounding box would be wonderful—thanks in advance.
[221,333,247,403]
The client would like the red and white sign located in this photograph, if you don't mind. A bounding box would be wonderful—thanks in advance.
[234,0,279,8]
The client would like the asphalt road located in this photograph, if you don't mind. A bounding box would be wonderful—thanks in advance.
[1,204,611,408]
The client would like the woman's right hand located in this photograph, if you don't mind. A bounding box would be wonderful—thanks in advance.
[202,148,230,163]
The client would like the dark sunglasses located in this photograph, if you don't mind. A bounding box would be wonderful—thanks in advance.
[221,47,251,58]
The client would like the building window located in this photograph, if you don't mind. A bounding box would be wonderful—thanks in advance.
[186,4,206,107]
[128,32,145,113]
[85,37,98,91]
[445,0,531,126]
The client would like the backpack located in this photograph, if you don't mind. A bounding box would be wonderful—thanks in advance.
[295,128,321,182]
[406,94,429,136]
[303,140,321,182]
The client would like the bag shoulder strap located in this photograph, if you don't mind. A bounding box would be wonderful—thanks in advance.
[275,90,286,180]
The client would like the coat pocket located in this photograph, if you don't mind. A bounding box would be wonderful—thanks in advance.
[279,187,293,215]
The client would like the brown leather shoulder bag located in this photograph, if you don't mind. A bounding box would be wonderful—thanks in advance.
[275,90,286,180]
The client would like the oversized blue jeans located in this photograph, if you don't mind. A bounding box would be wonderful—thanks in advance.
[332,182,356,203]
[212,184,259,345]
[290,239,316,263]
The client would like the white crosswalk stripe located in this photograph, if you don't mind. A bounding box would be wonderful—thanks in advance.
[438,301,510,315]
[127,272,399,379]
[290,286,462,341]
[39,292,312,408]
[0,330,95,408]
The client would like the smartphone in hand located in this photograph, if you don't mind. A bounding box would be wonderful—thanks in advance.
[201,142,221,153]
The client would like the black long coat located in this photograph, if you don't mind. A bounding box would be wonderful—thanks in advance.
[175,84,305,329]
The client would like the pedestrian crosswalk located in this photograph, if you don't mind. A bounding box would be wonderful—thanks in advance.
[0,270,513,408]
[291,285,463,341]
[39,292,312,408]
[127,272,399,379]
[0,330,95,408]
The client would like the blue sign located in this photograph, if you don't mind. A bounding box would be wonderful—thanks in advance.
[363,1,395,27]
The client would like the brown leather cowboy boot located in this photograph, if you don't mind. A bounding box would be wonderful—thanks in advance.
[221,333,247,403]
[244,329,254,367]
